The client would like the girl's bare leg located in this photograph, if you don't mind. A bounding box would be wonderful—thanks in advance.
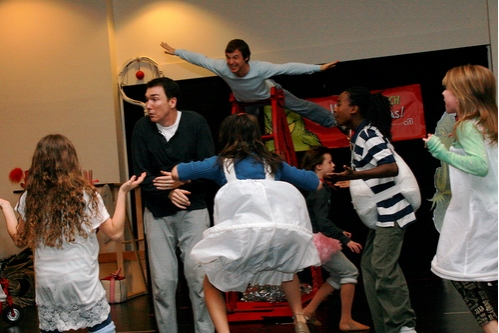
[338,283,370,331]
[203,276,230,333]
[303,282,335,326]
[482,319,498,333]
[281,274,310,333]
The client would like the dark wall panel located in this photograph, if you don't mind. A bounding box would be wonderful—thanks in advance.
[122,45,489,277]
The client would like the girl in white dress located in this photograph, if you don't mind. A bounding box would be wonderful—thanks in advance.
[171,113,321,333]
[423,64,498,333]
[0,134,145,333]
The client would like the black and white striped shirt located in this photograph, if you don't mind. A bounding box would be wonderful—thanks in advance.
[351,122,416,228]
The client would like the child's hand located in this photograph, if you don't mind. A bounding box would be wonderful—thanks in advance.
[346,240,363,254]
[0,198,13,210]
[422,133,433,142]
[422,133,434,147]
[334,180,350,188]
[120,172,146,193]
[343,231,352,238]
[327,165,355,181]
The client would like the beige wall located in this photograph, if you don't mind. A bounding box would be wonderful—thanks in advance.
[0,0,496,257]
[113,0,495,80]
[0,0,120,257]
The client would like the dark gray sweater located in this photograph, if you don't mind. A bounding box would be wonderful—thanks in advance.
[131,111,215,217]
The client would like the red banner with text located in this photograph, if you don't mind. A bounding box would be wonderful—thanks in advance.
[265,84,426,151]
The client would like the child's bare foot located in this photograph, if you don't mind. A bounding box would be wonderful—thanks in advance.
[305,312,321,326]
[339,320,370,332]
[302,307,321,326]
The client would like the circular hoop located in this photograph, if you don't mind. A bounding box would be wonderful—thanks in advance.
[118,56,163,114]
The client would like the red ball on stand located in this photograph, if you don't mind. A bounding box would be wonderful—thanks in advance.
[136,70,145,80]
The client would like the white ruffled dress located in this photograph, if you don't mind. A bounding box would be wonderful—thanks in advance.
[190,162,320,292]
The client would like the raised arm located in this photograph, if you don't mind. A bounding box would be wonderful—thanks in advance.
[98,173,146,241]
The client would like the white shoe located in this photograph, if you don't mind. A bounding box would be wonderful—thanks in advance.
[400,326,417,333]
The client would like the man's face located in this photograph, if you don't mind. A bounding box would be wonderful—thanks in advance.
[145,86,176,126]
[225,49,249,77]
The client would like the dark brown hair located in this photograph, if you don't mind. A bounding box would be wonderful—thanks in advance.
[217,113,283,174]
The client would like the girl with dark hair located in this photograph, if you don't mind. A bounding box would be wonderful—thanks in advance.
[0,134,145,333]
[329,87,418,333]
[170,113,322,333]
[300,146,369,332]
[424,65,498,333]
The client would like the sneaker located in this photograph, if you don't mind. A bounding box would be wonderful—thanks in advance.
[400,326,417,333]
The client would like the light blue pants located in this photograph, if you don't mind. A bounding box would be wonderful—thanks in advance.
[243,80,336,128]
[144,208,214,333]
[322,250,359,290]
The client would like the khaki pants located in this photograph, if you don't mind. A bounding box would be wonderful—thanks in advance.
[361,224,416,333]
[144,208,214,333]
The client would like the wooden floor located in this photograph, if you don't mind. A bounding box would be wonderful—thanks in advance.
[2,273,497,333]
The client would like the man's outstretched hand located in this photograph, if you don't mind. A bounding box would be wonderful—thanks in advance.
[320,60,340,71]
[160,42,176,55]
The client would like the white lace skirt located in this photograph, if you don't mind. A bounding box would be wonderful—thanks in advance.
[191,179,321,292]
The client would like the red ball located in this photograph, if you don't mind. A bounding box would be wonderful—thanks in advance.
[136,70,145,80]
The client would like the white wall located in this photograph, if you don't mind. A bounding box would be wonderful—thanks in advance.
[112,0,493,80]
[0,0,495,257]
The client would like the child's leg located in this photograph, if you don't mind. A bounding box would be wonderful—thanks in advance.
[370,225,416,333]
[482,320,498,333]
[338,283,370,331]
[281,274,305,318]
[281,274,310,333]
[203,275,230,333]
[451,280,498,332]
[88,313,116,333]
[303,281,335,325]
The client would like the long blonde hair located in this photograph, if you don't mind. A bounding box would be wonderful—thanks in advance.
[19,134,99,248]
[443,64,498,144]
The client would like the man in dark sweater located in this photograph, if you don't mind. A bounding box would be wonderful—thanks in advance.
[132,77,215,333]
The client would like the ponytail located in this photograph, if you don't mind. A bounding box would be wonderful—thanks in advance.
[367,93,392,140]
[345,86,392,140]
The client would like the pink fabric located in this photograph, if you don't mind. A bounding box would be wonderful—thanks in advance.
[313,232,342,264]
